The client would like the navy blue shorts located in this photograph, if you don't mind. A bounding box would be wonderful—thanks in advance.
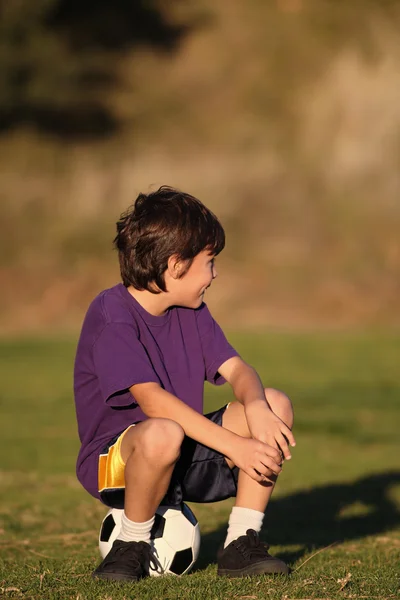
[99,405,239,509]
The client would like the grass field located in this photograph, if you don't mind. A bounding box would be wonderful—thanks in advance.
[0,332,399,599]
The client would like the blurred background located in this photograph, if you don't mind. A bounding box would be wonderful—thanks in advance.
[1,4,400,596]
[1,0,400,334]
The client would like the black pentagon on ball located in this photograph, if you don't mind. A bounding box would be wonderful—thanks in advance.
[150,513,165,539]
[100,513,116,542]
[181,503,197,526]
[169,548,193,575]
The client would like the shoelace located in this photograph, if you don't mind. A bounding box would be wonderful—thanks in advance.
[234,529,271,560]
[106,542,158,574]
[140,543,159,573]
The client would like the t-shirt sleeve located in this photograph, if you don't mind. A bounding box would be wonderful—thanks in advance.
[195,303,239,385]
[93,322,160,407]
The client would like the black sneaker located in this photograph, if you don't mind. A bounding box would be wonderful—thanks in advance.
[217,529,289,577]
[92,539,156,582]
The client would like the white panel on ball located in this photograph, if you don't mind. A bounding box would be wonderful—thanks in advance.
[98,503,201,576]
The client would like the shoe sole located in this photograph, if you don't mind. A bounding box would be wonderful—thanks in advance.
[218,561,290,578]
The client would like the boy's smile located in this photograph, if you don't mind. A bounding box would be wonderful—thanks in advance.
[179,250,218,308]
[127,249,218,316]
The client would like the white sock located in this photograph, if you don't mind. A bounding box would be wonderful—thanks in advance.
[117,512,155,544]
[224,506,264,549]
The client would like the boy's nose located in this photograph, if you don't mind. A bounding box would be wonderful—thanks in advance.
[212,266,218,279]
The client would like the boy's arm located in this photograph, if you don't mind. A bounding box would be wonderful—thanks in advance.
[130,382,282,482]
[218,356,296,460]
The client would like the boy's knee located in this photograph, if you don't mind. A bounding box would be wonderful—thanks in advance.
[139,418,185,464]
[264,388,294,428]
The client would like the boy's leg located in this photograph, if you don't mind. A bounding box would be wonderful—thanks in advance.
[120,418,185,522]
[222,388,294,511]
[93,417,184,582]
[218,388,294,577]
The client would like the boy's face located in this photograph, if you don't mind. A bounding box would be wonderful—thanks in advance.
[175,250,218,309]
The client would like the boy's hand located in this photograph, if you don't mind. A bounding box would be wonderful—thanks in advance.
[245,399,296,461]
[229,436,283,483]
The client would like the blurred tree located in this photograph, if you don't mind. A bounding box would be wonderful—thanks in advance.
[0,0,190,139]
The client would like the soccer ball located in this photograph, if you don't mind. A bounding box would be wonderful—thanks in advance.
[98,503,201,576]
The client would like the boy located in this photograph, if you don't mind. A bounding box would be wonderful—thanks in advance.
[74,186,295,582]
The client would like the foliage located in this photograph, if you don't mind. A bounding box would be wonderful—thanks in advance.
[0,0,189,137]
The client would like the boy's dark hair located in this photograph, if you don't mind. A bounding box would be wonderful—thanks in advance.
[114,186,225,292]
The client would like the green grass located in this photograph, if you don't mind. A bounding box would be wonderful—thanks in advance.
[0,332,399,599]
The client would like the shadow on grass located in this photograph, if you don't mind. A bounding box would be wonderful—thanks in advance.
[193,470,400,570]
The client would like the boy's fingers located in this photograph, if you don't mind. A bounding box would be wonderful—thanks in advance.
[253,469,266,483]
[260,457,282,475]
[256,439,281,463]
[255,464,269,477]
[277,434,291,460]
[280,424,296,447]
[285,427,296,447]
[263,444,282,465]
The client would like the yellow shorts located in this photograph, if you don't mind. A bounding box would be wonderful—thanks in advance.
[98,424,135,496]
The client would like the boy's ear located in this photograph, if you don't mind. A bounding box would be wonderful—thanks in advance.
[167,254,183,279]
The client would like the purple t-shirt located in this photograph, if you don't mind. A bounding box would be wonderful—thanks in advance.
[74,283,238,500]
